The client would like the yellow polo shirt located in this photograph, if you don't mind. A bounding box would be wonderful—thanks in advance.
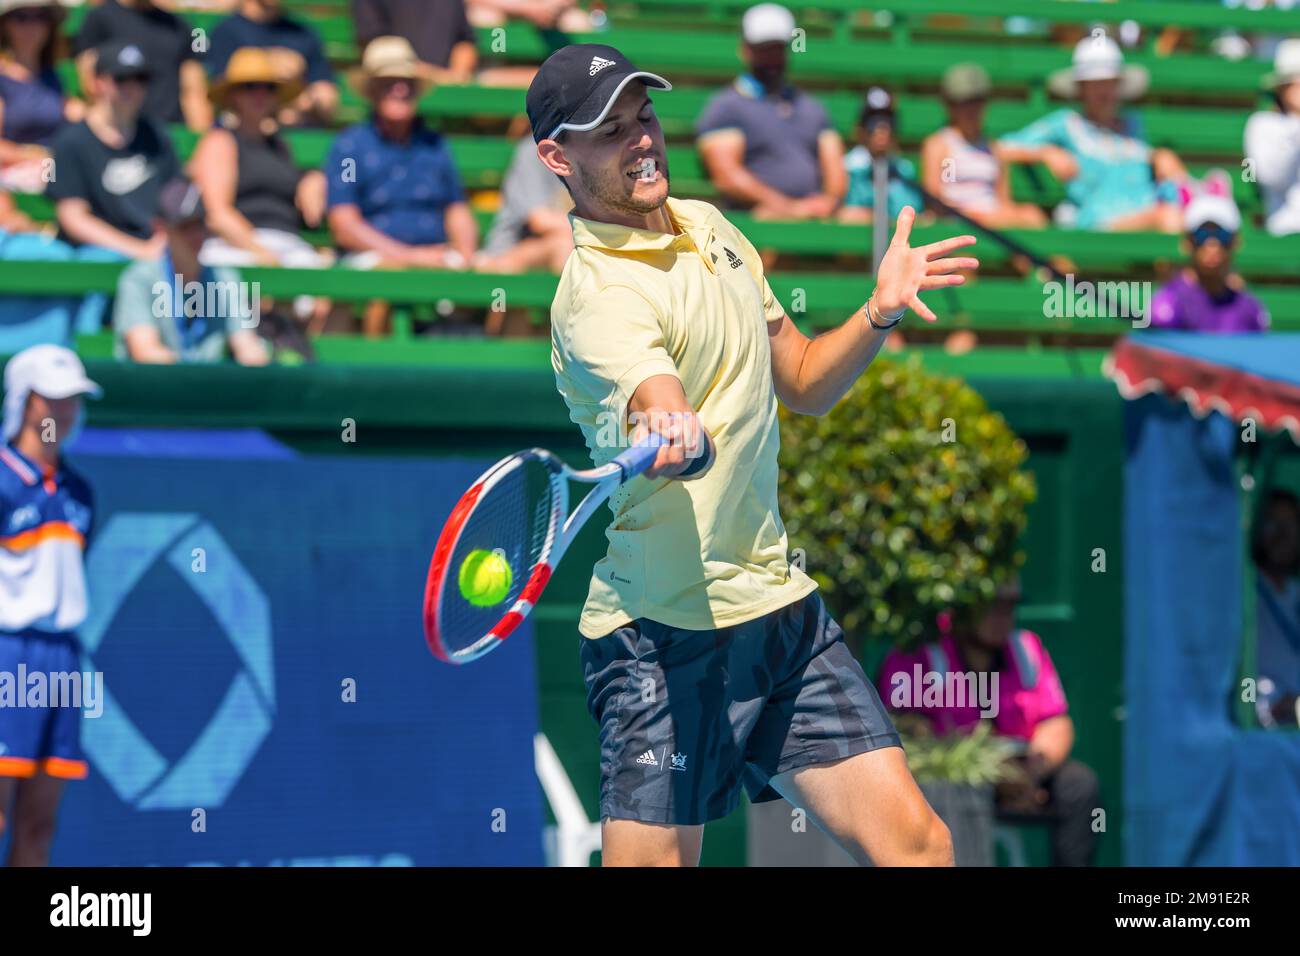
[550,196,816,638]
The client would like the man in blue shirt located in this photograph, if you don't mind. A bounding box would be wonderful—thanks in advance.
[324,37,477,272]
[207,0,338,127]
[0,344,100,865]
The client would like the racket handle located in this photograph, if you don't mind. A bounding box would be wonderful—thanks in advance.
[613,432,666,480]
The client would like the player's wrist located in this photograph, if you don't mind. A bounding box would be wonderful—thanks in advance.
[865,295,905,331]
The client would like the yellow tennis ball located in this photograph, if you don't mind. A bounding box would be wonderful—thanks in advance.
[458,549,513,608]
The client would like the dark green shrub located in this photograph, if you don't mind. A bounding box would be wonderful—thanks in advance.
[778,356,1036,652]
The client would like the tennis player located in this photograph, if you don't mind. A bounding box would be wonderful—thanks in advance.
[0,345,100,866]
[531,44,977,866]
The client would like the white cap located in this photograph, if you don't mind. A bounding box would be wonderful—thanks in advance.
[3,345,101,442]
[1185,193,1242,233]
[1268,38,1300,88]
[742,3,795,45]
[1072,34,1125,81]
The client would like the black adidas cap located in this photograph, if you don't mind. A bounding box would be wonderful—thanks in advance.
[525,44,671,144]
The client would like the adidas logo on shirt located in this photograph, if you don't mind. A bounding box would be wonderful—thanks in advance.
[724,247,744,269]
[635,749,658,766]
[589,56,616,76]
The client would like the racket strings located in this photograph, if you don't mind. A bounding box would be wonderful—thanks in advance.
[440,459,563,652]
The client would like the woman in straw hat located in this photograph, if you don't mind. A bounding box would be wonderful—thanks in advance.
[997,32,1187,232]
[1244,38,1300,236]
[190,45,328,272]
[0,0,80,194]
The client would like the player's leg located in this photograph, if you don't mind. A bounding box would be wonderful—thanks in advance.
[600,820,704,866]
[580,616,769,867]
[744,592,952,866]
[6,773,65,867]
[768,748,952,866]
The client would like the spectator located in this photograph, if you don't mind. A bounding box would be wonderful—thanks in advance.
[877,578,1101,867]
[0,0,80,194]
[113,177,269,365]
[208,0,337,127]
[46,41,179,261]
[474,135,571,274]
[1244,39,1300,237]
[695,3,845,219]
[1253,489,1300,729]
[839,87,923,226]
[191,46,328,270]
[998,34,1186,232]
[325,37,475,272]
[73,0,211,132]
[1150,185,1269,332]
[920,63,1047,229]
[352,0,476,85]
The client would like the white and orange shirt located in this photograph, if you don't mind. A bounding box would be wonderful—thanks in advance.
[0,443,93,634]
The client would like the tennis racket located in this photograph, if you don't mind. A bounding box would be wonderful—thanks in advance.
[423,433,708,665]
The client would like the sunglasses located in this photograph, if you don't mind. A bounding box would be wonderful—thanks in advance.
[236,82,278,94]
[1190,223,1235,247]
[114,73,149,87]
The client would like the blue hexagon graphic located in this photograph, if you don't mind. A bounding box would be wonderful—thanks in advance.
[80,513,274,809]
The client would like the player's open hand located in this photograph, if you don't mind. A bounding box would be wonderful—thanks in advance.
[872,206,978,323]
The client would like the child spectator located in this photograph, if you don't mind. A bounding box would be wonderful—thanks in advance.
[113,177,269,365]
[839,86,923,225]
[1149,182,1269,333]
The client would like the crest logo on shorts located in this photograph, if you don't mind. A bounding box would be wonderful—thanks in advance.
[589,56,616,76]
[669,752,687,772]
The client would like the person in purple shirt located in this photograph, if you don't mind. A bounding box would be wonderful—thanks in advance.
[1149,192,1270,333]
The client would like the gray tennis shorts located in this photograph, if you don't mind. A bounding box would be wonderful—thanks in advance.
[579,590,902,826]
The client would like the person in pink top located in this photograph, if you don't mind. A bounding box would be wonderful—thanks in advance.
[877,577,1100,865]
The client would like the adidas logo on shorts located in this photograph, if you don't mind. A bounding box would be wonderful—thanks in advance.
[589,56,616,76]
[635,749,658,766]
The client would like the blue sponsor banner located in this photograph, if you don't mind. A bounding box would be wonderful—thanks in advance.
[46,429,543,866]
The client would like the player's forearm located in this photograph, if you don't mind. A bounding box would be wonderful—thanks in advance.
[781,302,890,416]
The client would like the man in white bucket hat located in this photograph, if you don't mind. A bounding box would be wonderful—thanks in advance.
[998,32,1187,232]
[1244,39,1300,236]
[0,344,100,865]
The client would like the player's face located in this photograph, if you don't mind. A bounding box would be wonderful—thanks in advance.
[564,83,669,217]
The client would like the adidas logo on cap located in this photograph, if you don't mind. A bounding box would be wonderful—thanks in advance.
[635,749,658,766]
[589,55,616,76]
